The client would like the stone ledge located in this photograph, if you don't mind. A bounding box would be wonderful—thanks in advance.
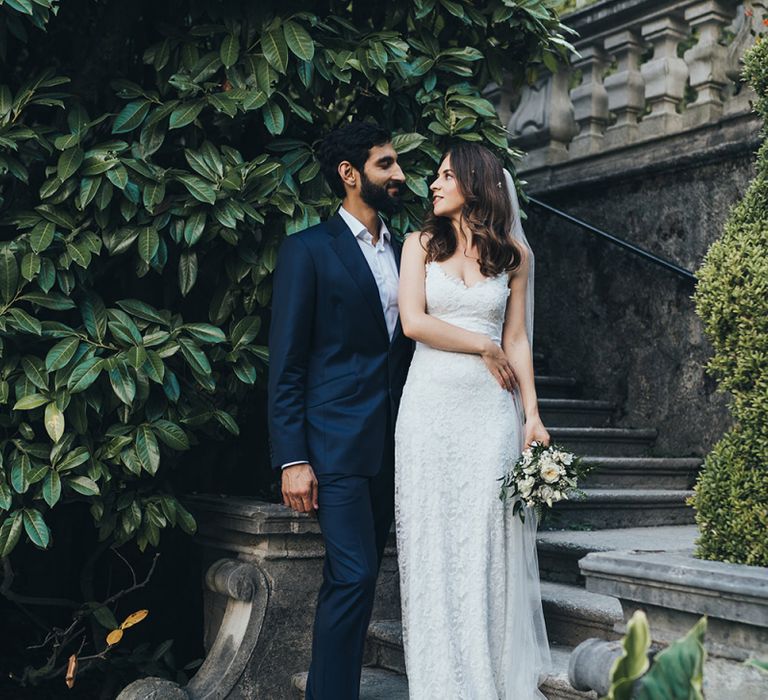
[581,549,768,626]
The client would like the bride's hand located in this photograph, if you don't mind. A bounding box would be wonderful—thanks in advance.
[523,416,550,450]
[481,340,517,392]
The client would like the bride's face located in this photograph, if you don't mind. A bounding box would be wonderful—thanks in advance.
[430,155,465,218]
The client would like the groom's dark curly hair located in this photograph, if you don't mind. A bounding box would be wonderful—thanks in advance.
[318,121,391,197]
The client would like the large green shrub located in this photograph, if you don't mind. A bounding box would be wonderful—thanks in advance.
[0,2,573,557]
[692,36,768,566]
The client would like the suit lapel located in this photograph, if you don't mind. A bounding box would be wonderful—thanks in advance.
[328,213,389,343]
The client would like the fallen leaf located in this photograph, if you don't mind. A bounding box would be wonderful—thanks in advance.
[106,628,124,646]
[120,609,149,629]
[65,654,77,688]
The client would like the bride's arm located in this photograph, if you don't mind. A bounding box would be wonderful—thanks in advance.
[501,250,549,443]
[399,232,516,391]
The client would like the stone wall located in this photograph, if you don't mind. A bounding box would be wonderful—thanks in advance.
[527,141,756,455]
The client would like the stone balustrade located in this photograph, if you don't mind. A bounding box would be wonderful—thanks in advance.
[507,0,766,178]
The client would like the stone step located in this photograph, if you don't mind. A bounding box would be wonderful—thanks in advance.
[536,375,580,399]
[548,427,657,456]
[541,645,599,700]
[538,398,614,427]
[366,619,405,674]
[365,623,598,699]
[541,581,622,647]
[545,488,695,530]
[536,524,699,584]
[291,667,408,699]
[580,456,701,490]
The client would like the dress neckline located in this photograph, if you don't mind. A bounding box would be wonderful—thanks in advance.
[428,261,507,290]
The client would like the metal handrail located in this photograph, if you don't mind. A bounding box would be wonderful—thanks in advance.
[528,197,697,283]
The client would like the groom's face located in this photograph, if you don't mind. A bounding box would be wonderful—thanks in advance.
[359,144,406,216]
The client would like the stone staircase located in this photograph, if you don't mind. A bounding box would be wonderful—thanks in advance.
[291,355,701,699]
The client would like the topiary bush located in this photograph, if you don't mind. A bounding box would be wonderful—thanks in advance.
[691,36,768,566]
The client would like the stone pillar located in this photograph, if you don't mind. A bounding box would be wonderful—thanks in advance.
[684,0,739,125]
[507,70,578,170]
[118,497,401,700]
[639,17,690,137]
[570,45,611,157]
[603,31,646,147]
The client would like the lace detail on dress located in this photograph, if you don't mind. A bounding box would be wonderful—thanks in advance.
[394,262,550,699]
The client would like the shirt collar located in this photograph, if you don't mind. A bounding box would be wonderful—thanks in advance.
[338,206,391,244]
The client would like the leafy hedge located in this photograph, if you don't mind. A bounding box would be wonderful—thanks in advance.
[0,1,573,556]
[692,37,768,566]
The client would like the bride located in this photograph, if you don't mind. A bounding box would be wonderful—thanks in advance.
[395,142,552,698]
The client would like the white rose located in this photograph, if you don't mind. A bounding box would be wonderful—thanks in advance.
[562,452,574,466]
[540,461,562,484]
[523,462,538,475]
[538,485,555,507]
[518,476,536,499]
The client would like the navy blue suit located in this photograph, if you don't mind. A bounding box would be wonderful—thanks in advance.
[268,212,413,699]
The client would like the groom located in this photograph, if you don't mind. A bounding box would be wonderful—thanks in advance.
[268,121,414,699]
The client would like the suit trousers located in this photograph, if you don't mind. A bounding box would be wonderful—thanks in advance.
[305,426,395,700]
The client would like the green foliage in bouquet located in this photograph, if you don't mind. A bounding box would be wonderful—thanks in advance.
[603,610,706,700]
[691,36,768,566]
[0,0,574,556]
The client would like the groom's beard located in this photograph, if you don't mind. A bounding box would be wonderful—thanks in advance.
[360,174,404,216]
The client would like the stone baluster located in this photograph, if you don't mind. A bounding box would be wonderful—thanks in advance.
[603,31,646,147]
[683,0,740,126]
[507,70,578,170]
[639,17,690,137]
[569,45,610,157]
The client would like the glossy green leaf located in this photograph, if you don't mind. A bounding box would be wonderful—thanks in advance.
[58,146,84,181]
[30,220,55,253]
[262,100,285,135]
[23,509,50,548]
[177,174,216,204]
[220,34,239,68]
[262,28,288,73]
[0,251,19,303]
[109,365,136,406]
[45,337,80,371]
[0,513,23,557]
[44,402,65,442]
[67,475,100,496]
[55,446,90,473]
[183,323,226,344]
[178,338,211,375]
[138,227,160,262]
[20,253,41,281]
[42,469,61,508]
[67,357,103,393]
[113,100,150,133]
[169,102,205,130]
[13,393,49,410]
[283,20,314,61]
[179,250,198,296]
[136,424,160,475]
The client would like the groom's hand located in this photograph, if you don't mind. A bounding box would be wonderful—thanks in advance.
[282,463,319,513]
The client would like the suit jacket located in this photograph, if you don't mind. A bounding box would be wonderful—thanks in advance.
[268,212,414,477]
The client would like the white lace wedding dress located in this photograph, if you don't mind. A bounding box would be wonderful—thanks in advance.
[394,260,551,699]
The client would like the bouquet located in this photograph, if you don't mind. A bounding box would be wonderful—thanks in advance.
[499,441,591,522]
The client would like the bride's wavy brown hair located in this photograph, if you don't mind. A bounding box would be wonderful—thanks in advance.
[422,142,522,277]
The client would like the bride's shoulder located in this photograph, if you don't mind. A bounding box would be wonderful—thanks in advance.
[403,230,432,254]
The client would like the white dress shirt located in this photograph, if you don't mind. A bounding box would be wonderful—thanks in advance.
[281,207,400,470]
